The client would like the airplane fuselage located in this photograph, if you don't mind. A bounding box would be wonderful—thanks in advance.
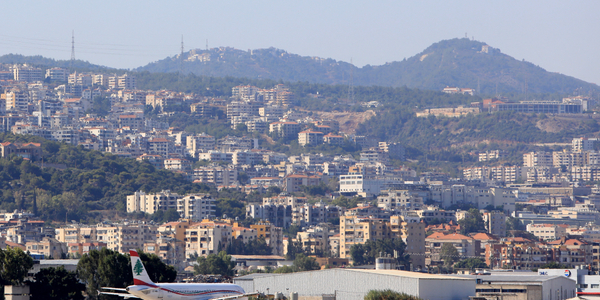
[127,283,245,300]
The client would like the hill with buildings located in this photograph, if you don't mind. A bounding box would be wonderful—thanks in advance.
[135,38,599,95]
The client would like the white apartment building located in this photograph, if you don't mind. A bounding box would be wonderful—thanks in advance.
[573,137,597,152]
[526,223,568,241]
[177,194,216,221]
[126,190,180,214]
[192,166,238,186]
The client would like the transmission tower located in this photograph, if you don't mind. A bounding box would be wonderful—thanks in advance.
[70,31,75,71]
[179,35,184,84]
[347,58,354,102]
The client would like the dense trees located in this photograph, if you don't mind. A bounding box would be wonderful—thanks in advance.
[0,132,213,222]
[350,239,409,267]
[136,251,177,283]
[364,290,422,300]
[194,251,235,277]
[77,248,132,300]
[77,248,175,300]
[226,238,272,256]
[273,254,320,274]
[454,258,488,270]
[440,243,460,267]
[458,208,485,235]
[30,267,85,300]
[0,247,34,285]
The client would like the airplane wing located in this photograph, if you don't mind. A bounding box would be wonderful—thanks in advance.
[102,287,128,292]
[212,292,261,300]
[98,288,139,299]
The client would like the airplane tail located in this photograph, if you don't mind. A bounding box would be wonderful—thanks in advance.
[129,250,155,286]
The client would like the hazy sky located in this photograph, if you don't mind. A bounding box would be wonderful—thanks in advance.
[1,1,598,84]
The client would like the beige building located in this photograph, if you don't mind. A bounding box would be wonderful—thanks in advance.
[26,237,67,259]
[298,130,323,146]
[526,224,568,241]
[96,223,158,253]
[339,215,425,270]
[251,222,284,256]
[185,220,234,257]
[269,121,301,138]
[523,151,553,167]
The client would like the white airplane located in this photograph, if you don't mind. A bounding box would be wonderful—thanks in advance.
[100,250,256,300]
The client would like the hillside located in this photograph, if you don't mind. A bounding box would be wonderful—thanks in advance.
[0,54,120,73]
[135,38,599,95]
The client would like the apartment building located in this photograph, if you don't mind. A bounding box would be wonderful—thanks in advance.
[283,174,321,193]
[269,121,301,138]
[96,223,158,253]
[126,190,180,214]
[67,242,106,257]
[339,215,425,265]
[186,133,216,156]
[296,224,332,254]
[425,233,480,267]
[573,137,597,152]
[482,211,507,237]
[26,237,67,259]
[298,130,323,146]
[45,67,68,82]
[13,65,42,82]
[250,221,284,256]
[177,194,216,221]
[391,215,426,269]
[523,151,553,167]
[526,224,568,241]
[192,166,238,186]
[185,220,234,257]
[377,189,424,211]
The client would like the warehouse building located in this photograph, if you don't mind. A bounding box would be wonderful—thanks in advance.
[457,274,576,300]
[234,268,475,300]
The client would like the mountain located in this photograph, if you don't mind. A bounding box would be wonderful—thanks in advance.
[136,38,599,95]
[0,54,119,73]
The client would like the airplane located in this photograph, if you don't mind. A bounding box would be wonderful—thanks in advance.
[99,250,258,300]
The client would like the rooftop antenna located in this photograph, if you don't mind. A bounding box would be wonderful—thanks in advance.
[206,39,208,51]
[70,30,75,72]
[347,58,354,102]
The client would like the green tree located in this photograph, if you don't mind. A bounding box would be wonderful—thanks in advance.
[0,247,34,285]
[292,254,320,272]
[194,251,235,277]
[349,239,409,267]
[364,289,422,300]
[76,248,131,300]
[30,266,85,300]
[458,208,485,235]
[137,251,177,282]
[540,261,568,269]
[286,237,305,260]
[440,243,459,267]
[454,258,488,270]
[505,217,525,231]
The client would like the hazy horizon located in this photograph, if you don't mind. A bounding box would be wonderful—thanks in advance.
[1,1,598,85]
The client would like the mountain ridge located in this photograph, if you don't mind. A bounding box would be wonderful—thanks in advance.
[134,38,598,95]
[1,38,597,96]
